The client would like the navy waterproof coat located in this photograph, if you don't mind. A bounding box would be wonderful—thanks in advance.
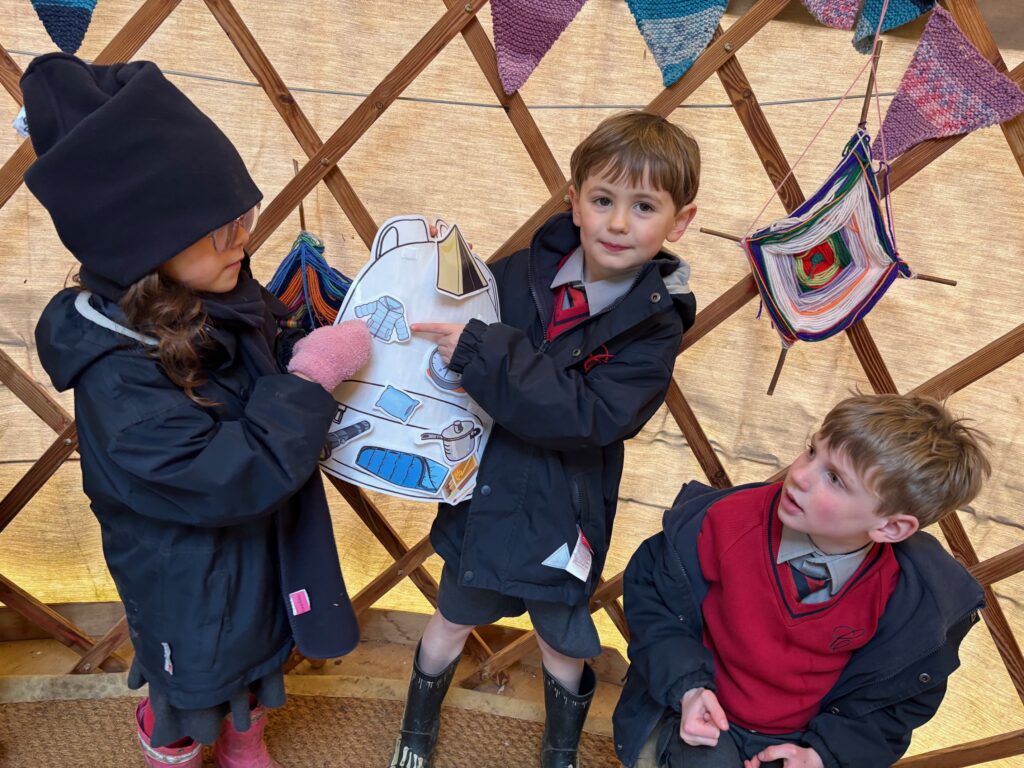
[433,212,697,606]
[35,288,359,709]
[612,481,985,768]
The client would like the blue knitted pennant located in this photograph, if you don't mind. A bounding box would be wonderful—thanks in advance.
[626,0,728,87]
[853,0,934,53]
[30,0,98,54]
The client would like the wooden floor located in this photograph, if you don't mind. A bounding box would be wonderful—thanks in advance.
[0,605,626,736]
[4,605,1024,766]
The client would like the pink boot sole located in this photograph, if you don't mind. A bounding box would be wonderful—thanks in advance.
[135,698,203,767]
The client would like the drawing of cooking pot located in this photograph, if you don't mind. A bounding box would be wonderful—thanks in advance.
[420,419,482,464]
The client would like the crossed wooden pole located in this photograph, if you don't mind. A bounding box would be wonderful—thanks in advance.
[2,1,1024,763]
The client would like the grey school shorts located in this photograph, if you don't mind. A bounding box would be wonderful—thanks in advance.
[436,565,602,659]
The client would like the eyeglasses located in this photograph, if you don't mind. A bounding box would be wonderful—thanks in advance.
[209,204,260,252]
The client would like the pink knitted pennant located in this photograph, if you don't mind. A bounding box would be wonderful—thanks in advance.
[874,7,1024,159]
[800,0,859,30]
[491,0,588,95]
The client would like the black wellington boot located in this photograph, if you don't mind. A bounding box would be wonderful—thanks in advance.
[389,644,460,768]
[540,663,596,768]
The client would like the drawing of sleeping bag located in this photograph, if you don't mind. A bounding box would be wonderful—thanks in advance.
[320,215,500,503]
[355,446,449,493]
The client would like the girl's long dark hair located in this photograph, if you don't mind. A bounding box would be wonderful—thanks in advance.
[117,272,215,404]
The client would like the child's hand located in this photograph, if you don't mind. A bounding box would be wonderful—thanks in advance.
[679,687,729,747]
[744,745,824,768]
[427,223,473,250]
[411,323,466,365]
[287,320,372,392]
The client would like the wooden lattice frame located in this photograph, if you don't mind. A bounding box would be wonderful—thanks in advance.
[1,1,1023,764]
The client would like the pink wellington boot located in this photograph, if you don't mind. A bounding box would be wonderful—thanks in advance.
[212,706,282,768]
[135,698,203,767]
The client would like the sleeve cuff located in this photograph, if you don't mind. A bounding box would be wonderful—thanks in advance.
[447,318,488,374]
[800,731,841,768]
[665,671,715,712]
[274,327,308,370]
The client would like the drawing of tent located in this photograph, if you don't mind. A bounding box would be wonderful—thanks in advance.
[436,224,488,298]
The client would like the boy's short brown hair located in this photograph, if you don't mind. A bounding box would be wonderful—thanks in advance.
[819,393,991,528]
[570,111,700,210]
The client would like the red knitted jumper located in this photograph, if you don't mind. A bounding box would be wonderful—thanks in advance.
[546,252,589,341]
[697,483,900,733]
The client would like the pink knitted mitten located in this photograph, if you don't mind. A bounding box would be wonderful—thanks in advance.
[287,320,372,391]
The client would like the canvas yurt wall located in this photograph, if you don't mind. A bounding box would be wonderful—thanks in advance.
[0,0,1022,764]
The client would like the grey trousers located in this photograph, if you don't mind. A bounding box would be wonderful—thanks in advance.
[634,715,794,768]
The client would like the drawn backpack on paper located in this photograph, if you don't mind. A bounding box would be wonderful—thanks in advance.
[320,215,500,503]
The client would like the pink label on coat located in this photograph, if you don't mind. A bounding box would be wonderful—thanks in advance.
[289,589,311,616]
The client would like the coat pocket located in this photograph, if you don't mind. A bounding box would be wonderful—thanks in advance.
[571,472,608,580]
[158,568,230,674]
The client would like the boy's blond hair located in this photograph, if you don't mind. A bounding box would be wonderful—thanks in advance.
[570,111,700,211]
[819,393,991,527]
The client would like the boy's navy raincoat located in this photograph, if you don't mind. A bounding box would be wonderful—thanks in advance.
[434,212,697,607]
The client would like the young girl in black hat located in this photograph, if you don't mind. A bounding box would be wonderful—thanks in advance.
[22,52,371,768]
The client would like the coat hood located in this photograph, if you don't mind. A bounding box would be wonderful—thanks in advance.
[35,287,155,392]
[22,54,262,297]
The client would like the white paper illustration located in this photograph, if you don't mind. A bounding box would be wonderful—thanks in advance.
[320,215,500,502]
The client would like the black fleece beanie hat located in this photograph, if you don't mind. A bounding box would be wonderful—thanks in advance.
[21,53,262,296]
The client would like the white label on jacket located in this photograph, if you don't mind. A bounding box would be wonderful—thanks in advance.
[542,543,571,570]
[161,642,174,675]
[565,527,593,582]
[12,107,28,138]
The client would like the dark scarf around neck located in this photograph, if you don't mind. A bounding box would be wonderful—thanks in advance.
[82,258,286,378]
[197,265,283,378]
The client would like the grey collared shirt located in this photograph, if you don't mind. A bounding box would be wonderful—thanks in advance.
[776,525,872,604]
[550,246,639,316]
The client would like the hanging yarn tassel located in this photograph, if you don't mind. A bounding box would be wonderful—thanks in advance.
[853,0,933,54]
[266,232,352,332]
[626,0,727,87]
[800,0,859,31]
[874,7,1024,159]
[30,0,98,54]
[491,0,588,95]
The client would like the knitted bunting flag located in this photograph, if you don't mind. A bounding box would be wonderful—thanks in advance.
[874,7,1024,159]
[30,0,98,54]
[743,131,909,349]
[491,0,587,95]
[853,0,933,54]
[801,0,859,31]
[626,0,727,87]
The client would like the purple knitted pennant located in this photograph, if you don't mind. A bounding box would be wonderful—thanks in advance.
[874,7,1024,159]
[801,0,859,30]
[491,0,588,95]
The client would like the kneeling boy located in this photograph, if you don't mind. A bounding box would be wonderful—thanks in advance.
[614,393,990,768]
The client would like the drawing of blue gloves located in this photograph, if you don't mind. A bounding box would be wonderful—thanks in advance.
[355,295,410,342]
